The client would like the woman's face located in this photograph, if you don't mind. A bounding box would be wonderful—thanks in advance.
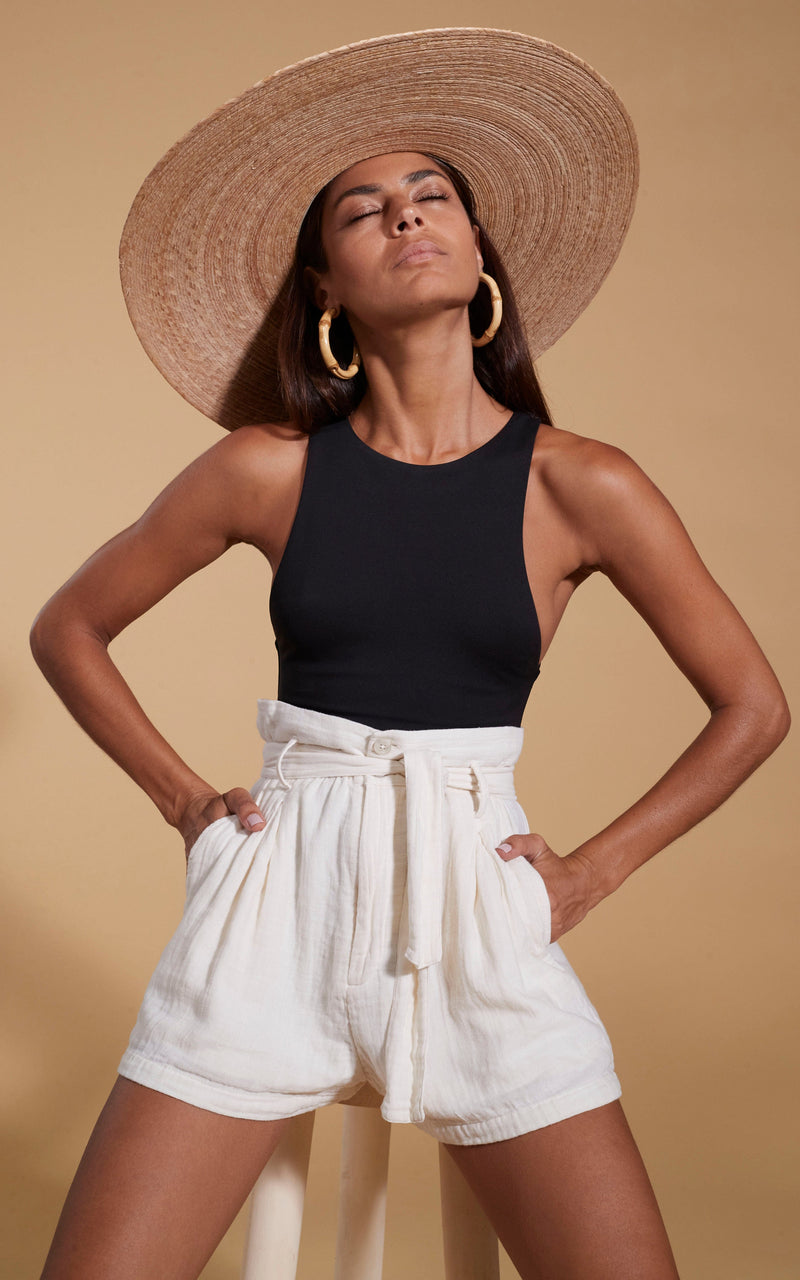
[309,151,483,338]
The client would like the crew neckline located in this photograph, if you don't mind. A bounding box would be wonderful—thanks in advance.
[344,410,521,469]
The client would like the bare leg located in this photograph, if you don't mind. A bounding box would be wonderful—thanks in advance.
[39,1075,294,1280]
[442,1099,680,1280]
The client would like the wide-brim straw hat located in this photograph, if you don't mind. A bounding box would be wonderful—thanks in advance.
[119,27,639,430]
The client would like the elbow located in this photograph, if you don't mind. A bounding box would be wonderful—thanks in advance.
[29,604,60,673]
[759,667,792,748]
[766,694,791,749]
[743,688,791,760]
[710,681,791,762]
[29,596,96,674]
[30,604,48,659]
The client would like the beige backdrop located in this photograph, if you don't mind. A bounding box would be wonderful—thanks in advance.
[4,0,798,1276]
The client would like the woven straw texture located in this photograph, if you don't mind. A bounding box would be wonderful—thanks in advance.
[119,28,639,429]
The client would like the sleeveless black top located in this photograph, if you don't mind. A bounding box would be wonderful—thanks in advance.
[268,410,542,730]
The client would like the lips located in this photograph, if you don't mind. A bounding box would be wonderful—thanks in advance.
[394,239,444,267]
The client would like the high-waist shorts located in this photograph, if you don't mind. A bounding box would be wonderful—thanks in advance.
[117,700,622,1145]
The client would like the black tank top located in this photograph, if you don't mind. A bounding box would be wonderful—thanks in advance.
[268,410,542,730]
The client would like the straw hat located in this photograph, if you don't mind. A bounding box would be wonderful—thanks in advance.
[119,28,639,430]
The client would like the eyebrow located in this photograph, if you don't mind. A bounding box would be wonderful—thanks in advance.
[331,168,450,211]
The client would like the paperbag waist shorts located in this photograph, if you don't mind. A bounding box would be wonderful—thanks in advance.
[117,699,622,1145]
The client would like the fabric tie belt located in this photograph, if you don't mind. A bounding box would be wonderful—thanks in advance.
[255,701,524,1123]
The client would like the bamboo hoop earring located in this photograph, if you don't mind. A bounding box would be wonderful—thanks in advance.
[470,272,503,347]
[318,305,361,379]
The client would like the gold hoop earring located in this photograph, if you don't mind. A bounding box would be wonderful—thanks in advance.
[318,305,361,379]
[470,271,503,347]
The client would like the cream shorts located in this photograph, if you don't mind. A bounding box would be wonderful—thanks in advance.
[117,699,622,1145]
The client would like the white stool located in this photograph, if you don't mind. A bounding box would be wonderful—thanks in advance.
[240,1083,501,1278]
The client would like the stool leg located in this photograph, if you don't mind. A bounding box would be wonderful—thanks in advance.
[439,1144,500,1279]
[334,1104,391,1280]
[240,1110,316,1279]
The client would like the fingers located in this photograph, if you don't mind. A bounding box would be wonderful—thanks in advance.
[221,786,266,832]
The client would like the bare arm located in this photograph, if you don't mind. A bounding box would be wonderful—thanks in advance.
[29,425,283,847]
[498,439,791,935]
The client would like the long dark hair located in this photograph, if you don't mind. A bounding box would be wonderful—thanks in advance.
[277,153,553,431]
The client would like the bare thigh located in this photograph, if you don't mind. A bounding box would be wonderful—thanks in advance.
[442,1100,680,1280]
[39,1075,294,1280]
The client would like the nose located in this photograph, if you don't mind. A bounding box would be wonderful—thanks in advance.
[392,201,425,235]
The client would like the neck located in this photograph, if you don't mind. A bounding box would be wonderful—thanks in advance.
[347,311,507,465]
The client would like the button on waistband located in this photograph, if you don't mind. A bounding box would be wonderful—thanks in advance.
[370,737,393,754]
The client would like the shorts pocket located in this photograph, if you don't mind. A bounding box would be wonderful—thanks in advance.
[477,797,552,957]
[185,814,237,887]
[184,779,295,897]
[505,853,553,954]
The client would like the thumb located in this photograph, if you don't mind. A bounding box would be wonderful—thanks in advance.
[494,834,526,862]
[222,786,266,832]
[495,832,549,863]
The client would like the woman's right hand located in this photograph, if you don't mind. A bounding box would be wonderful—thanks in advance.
[28,425,290,839]
[179,787,266,865]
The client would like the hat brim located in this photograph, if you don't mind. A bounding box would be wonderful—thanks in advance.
[119,27,639,430]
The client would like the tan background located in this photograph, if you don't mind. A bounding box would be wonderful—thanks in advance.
[3,0,798,1276]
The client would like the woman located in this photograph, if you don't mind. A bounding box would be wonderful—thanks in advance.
[31,30,789,1280]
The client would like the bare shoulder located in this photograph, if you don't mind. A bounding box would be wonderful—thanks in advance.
[190,420,308,543]
[534,421,647,499]
[533,422,676,569]
[206,420,307,479]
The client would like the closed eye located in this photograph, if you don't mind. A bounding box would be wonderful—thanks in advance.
[348,191,451,223]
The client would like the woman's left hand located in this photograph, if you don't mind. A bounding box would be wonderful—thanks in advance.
[494,833,601,944]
